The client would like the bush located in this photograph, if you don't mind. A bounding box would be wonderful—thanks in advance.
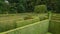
[34,5,47,13]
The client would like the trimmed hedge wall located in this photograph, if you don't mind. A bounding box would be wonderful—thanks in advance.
[48,13,60,34]
[0,21,16,32]
[0,20,49,34]
[0,17,40,32]
[48,21,60,34]
[16,17,40,27]
[46,32,52,34]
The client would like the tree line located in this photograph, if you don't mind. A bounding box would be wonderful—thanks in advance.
[0,0,60,14]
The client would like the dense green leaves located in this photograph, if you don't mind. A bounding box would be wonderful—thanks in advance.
[0,20,49,34]
[34,5,47,13]
[0,0,60,13]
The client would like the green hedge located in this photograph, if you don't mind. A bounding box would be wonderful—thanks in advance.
[34,5,47,13]
[48,14,60,34]
[0,21,16,32]
[48,21,60,34]
[46,32,52,34]
[0,20,49,34]
[0,14,48,33]
[16,17,40,27]
[0,17,40,32]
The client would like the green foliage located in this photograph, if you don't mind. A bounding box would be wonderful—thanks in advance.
[0,13,49,33]
[24,14,34,20]
[7,0,19,3]
[0,0,10,14]
[39,16,48,21]
[0,21,16,32]
[34,5,47,13]
[46,32,52,34]
[17,4,26,13]
[48,14,60,34]
[0,1,4,14]
[0,20,49,34]
[0,0,60,13]
[16,17,40,27]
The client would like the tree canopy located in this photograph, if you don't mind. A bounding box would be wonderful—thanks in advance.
[0,0,60,14]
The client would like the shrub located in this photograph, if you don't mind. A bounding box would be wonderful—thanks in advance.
[34,5,47,13]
